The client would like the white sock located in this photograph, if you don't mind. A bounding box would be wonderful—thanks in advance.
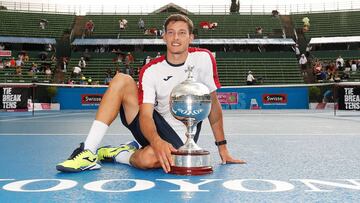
[84,120,108,154]
[115,149,136,165]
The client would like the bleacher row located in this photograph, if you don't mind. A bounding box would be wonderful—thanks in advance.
[83,13,283,39]
[0,10,75,38]
[1,9,360,85]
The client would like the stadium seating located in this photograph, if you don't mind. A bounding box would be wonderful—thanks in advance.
[291,11,360,40]
[81,13,283,39]
[0,10,75,38]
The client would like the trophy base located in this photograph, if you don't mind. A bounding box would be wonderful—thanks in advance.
[170,166,213,176]
[169,150,213,176]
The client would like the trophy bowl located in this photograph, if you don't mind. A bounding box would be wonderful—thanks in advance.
[169,66,213,175]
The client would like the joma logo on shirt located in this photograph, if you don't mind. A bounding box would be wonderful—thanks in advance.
[163,76,173,81]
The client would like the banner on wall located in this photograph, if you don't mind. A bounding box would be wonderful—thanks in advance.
[217,86,308,109]
[81,94,103,106]
[217,92,238,105]
[0,87,30,111]
[337,85,360,110]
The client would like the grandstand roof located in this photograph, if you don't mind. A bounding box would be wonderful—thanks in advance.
[309,36,360,44]
[151,3,193,15]
[0,36,56,44]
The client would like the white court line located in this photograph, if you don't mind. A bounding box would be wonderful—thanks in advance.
[0,112,93,122]
[0,133,124,136]
[0,133,358,136]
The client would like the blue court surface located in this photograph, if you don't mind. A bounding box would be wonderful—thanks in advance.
[0,110,360,202]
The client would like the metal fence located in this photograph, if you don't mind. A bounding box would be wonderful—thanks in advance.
[1,1,360,15]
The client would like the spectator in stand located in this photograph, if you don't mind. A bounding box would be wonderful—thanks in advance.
[10,57,16,68]
[313,61,324,82]
[299,54,308,76]
[351,60,357,73]
[271,10,279,18]
[24,53,29,62]
[305,44,312,58]
[246,71,256,85]
[336,55,344,71]
[39,19,48,30]
[29,63,39,74]
[72,66,82,79]
[78,57,87,69]
[61,57,68,73]
[15,66,22,75]
[302,17,310,32]
[125,52,134,66]
[0,43,5,50]
[85,20,95,37]
[0,61,4,70]
[138,18,145,30]
[292,44,301,60]
[104,68,113,85]
[327,62,336,81]
[142,56,151,66]
[15,57,24,68]
[255,27,263,35]
[156,52,161,58]
[45,66,52,80]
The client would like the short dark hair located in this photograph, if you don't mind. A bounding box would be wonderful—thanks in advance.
[164,14,194,34]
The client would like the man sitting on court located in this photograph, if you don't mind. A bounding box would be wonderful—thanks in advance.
[56,14,245,173]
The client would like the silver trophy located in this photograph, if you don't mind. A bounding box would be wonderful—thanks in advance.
[169,65,213,175]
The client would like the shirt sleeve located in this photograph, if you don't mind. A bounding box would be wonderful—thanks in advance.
[139,69,156,105]
[199,51,221,93]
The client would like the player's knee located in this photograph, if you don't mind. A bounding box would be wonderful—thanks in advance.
[131,147,159,169]
[109,73,135,89]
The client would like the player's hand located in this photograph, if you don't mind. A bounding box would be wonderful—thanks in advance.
[218,145,246,164]
[151,138,177,173]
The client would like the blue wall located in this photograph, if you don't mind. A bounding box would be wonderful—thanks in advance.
[218,86,309,109]
[56,87,107,109]
[55,86,309,110]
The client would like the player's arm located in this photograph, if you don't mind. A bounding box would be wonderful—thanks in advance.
[208,91,246,164]
[139,103,177,173]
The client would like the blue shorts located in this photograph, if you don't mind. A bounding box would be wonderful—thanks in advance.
[119,106,202,149]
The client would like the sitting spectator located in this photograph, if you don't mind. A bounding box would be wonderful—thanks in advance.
[24,53,29,62]
[125,52,134,66]
[10,57,16,68]
[15,66,22,75]
[299,54,308,75]
[0,61,3,70]
[39,19,48,30]
[142,55,151,66]
[138,18,145,29]
[44,66,52,79]
[351,60,357,73]
[119,19,128,30]
[302,17,310,32]
[156,52,161,58]
[84,20,94,37]
[0,43,5,50]
[246,71,256,85]
[71,66,82,78]
[104,68,112,85]
[15,57,24,68]
[271,10,279,17]
[78,57,87,69]
[199,21,218,30]
[29,63,39,74]
[292,44,301,60]
[255,27,263,34]
[336,55,344,71]
[144,28,159,36]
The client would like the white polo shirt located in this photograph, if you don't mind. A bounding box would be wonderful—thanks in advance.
[138,47,221,143]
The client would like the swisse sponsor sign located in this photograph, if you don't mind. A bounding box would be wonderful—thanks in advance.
[1,178,360,192]
[262,94,287,105]
[81,94,103,106]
